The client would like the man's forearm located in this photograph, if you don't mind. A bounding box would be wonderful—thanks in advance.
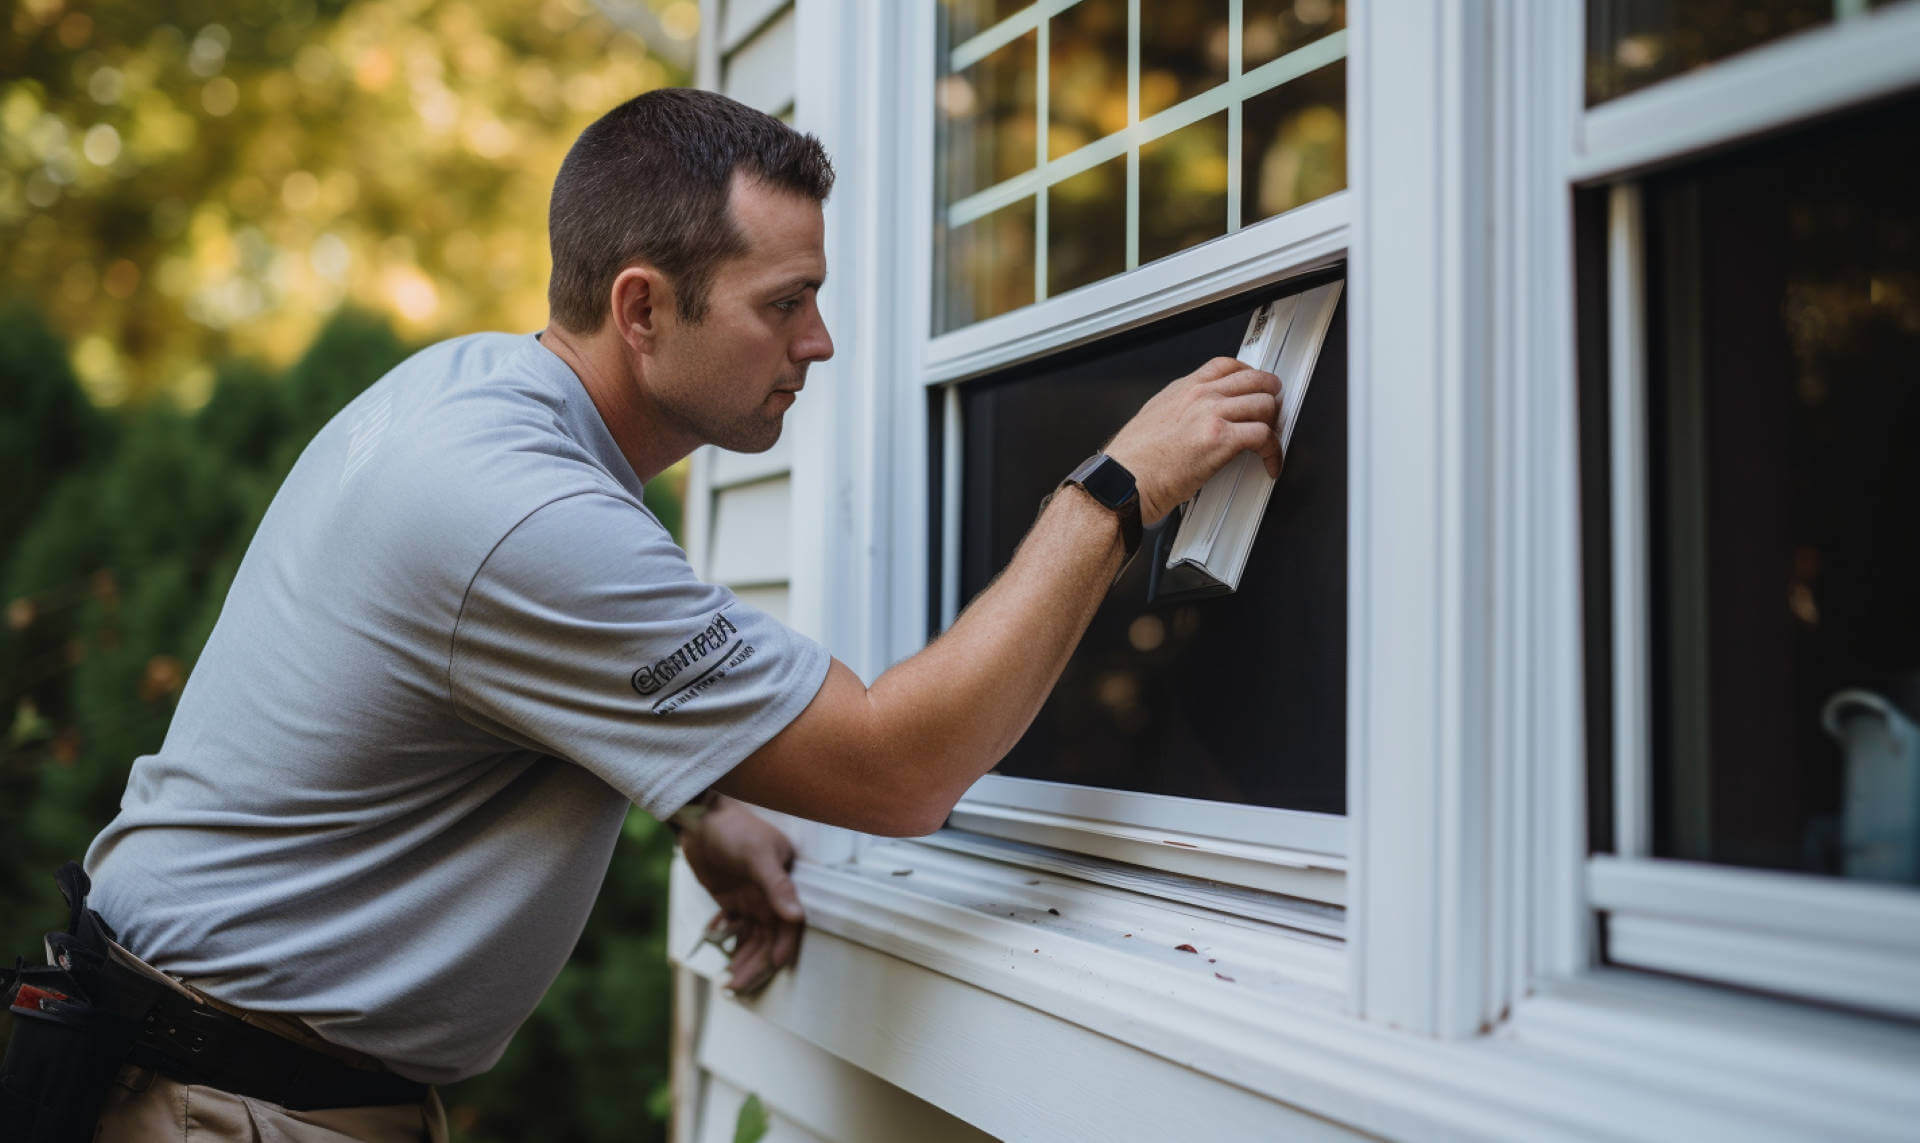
[863,485,1126,809]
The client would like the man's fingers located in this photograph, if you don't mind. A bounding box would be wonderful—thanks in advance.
[727,925,771,992]
[770,918,802,972]
[1204,366,1281,398]
[1187,356,1249,386]
[1214,391,1280,427]
[749,847,805,924]
[1226,422,1282,476]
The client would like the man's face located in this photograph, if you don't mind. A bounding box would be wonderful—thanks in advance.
[645,173,833,454]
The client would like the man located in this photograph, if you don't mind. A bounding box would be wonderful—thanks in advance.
[58,88,1281,1140]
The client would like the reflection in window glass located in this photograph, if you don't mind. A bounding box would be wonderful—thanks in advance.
[959,286,1347,811]
[1635,92,1920,885]
[1584,0,1829,105]
[1243,0,1346,72]
[939,32,1037,205]
[939,199,1036,331]
[1242,60,1346,224]
[932,2,1348,333]
[941,0,1029,45]
[1139,2,1230,119]
[1048,0,1128,159]
[1139,113,1228,266]
[1047,155,1126,297]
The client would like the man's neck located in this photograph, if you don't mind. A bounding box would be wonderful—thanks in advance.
[537,322,696,483]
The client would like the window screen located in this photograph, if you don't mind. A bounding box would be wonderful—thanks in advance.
[952,280,1347,813]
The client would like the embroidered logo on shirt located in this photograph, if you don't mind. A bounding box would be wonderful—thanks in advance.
[632,612,740,697]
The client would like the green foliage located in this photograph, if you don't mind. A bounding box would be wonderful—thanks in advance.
[733,1093,770,1143]
[1,311,681,1141]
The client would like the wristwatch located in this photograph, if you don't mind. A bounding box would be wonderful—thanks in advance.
[1059,452,1143,560]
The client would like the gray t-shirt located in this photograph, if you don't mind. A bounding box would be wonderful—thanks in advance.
[84,332,830,1084]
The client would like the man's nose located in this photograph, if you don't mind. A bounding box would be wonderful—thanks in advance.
[794,306,834,364]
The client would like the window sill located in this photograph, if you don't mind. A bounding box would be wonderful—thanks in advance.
[671,845,1920,1141]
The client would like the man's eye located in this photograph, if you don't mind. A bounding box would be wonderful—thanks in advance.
[773,299,800,313]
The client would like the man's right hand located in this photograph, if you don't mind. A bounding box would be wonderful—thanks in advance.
[1101,356,1283,527]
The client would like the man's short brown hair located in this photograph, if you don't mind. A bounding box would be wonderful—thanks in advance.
[547,88,834,331]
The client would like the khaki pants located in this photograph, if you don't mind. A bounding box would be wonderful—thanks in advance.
[89,941,448,1143]
[94,1067,447,1143]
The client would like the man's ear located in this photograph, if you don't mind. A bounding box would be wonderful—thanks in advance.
[609,265,671,353]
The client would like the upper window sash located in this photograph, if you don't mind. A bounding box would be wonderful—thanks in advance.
[925,191,1349,384]
[1570,1,1920,183]
[922,0,1351,368]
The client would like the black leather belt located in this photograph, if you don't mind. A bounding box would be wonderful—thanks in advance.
[39,863,427,1113]
[113,970,427,1111]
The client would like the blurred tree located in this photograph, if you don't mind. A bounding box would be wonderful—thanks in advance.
[1,0,693,407]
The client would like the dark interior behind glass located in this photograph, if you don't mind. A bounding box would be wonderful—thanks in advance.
[1640,90,1920,883]
[954,279,1347,813]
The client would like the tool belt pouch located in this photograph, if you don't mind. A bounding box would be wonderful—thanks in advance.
[1,864,139,1143]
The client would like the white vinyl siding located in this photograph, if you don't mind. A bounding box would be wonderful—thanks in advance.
[678,6,805,1142]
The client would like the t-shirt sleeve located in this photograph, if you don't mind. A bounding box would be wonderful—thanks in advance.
[449,491,831,818]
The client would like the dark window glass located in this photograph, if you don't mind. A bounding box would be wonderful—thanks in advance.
[937,198,1036,333]
[942,0,1029,45]
[1139,113,1228,266]
[957,280,1347,812]
[1634,91,1920,885]
[1047,154,1126,296]
[1576,189,1615,857]
[1241,60,1346,225]
[938,31,1037,205]
[1139,1,1230,118]
[1048,0,1128,159]
[1584,1,1830,105]
[1242,0,1346,73]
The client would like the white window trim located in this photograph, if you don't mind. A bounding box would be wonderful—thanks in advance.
[730,1,1920,1136]
[925,191,1349,385]
[1571,0,1920,182]
[672,843,1920,1142]
[1591,856,1920,1020]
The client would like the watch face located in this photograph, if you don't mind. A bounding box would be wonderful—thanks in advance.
[1079,455,1137,508]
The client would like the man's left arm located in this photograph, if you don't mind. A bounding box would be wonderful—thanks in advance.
[673,795,803,993]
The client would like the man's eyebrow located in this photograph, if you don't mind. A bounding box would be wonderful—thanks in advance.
[769,276,825,295]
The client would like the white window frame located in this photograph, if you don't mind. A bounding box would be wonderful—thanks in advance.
[678,3,1920,1135]
[1579,2,1920,1019]
[897,0,1356,904]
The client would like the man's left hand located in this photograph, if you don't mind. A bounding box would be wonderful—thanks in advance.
[677,796,805,994]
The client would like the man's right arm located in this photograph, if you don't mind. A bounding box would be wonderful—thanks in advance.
[713,356,1284,836]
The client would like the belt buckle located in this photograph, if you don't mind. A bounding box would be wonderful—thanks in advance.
[142,1001,233,1081]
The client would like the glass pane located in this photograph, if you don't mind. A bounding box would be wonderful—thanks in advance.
[1139,113,1228,266]
[940,31,1037,205]
[1584,1,1831,105]
[1641,91,1920,885]
[1139,1,1230,119]
[1241,60,1346,224]
[959,284,1348,812]
[942,0,1030,45]
[1048,0,1128,160]
[1243,0,1346,72]
[1047,155,1126,297]
[938,199,1036,333]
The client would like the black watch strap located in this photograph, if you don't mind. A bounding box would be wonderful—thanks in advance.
[1060,453,1143,560]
